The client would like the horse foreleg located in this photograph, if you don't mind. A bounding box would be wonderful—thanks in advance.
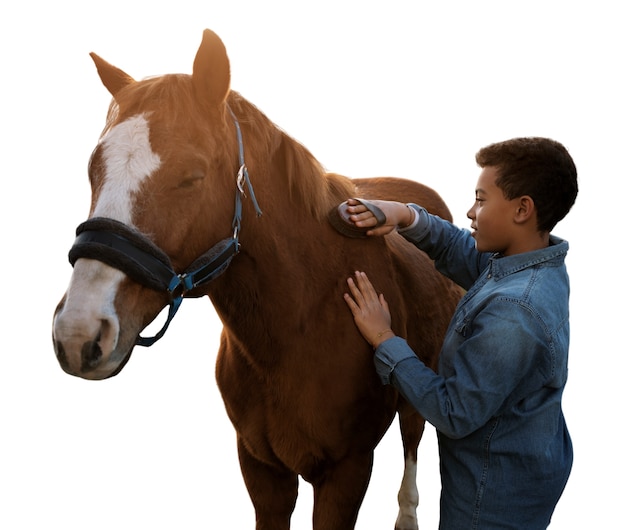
[237,435,299,530]
[311,452,374,530]
[395,405,425,530]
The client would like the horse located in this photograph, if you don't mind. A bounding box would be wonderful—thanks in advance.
[52,29,462,530]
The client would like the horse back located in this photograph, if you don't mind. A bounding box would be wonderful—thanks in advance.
[352,176,453,222]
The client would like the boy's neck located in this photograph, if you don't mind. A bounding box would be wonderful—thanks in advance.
[505,231,550,256]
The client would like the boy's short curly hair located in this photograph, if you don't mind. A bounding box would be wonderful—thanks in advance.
[475,137,578,233]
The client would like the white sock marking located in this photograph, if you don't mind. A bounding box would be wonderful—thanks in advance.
[396,455,419,530]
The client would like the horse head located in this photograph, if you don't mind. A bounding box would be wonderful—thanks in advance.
[52,30,247,379]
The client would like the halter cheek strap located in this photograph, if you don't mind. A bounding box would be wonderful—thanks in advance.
[67,106,262,347]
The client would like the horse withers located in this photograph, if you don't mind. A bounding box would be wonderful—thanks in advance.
[52,29,461,530]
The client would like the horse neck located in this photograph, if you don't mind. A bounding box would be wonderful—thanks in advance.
[204,139,342,337]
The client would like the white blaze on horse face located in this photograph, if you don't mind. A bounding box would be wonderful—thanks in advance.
[55,114,161,374]
[93,113,161,223]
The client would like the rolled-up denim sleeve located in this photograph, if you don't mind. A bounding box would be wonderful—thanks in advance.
[373,336,426,384]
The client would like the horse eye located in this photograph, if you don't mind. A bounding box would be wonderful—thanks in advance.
[177,170,205,189]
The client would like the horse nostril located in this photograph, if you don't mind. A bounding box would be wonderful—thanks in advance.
[81,339,103,371]
[54,341,70,372]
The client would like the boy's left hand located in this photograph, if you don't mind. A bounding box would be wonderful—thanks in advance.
[344,271,395,348]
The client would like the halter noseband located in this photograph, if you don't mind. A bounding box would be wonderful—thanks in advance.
[67,106,262,347]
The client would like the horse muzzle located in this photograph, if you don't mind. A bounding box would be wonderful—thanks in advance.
[52,271,136,380]
[52,216,241,379]
[67,217,238,347]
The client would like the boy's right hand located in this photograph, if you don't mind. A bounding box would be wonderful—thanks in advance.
[345,199,415,237]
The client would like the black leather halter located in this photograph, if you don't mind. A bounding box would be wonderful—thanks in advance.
[67,106,262,346]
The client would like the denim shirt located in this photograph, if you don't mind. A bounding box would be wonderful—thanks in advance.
[375,205,573,529]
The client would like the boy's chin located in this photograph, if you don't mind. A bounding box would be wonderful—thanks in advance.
[473,237,495,254]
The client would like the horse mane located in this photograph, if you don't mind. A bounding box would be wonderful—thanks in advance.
[101,74,355,221]
[226,92,355,220]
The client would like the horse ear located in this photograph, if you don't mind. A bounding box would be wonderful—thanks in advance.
[192,29,231,107]
[89,52,135,97]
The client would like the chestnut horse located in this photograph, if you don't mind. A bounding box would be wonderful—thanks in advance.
[52,29,461,530]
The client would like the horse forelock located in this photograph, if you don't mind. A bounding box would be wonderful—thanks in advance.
[102,74,212,134]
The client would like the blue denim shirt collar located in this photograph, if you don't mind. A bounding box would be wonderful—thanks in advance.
[488,235,568,281]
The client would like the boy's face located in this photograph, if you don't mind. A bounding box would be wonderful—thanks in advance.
[467,166,520,255]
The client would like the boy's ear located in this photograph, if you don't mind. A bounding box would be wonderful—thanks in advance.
[513,196,536,224]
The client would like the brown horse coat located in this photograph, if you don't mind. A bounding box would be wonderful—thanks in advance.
[52,29,462,530]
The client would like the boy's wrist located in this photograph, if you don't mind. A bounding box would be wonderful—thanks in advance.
[398,204,418,230]
[371,328,395,349]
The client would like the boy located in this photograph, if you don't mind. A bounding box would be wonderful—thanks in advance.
[343,137,577,529]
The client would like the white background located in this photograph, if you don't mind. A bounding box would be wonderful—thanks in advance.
[1,1,623,528]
